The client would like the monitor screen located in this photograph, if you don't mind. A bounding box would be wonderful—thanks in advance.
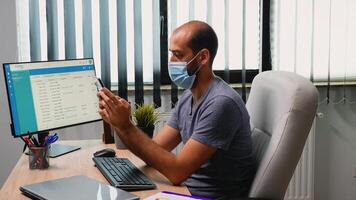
[3,59,102,137]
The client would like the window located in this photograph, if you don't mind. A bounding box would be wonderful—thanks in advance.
[16,0,262,86]
[168,0,261,71]
[271,0,356,81]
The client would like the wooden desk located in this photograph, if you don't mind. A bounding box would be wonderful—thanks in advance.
[0,140,189,199]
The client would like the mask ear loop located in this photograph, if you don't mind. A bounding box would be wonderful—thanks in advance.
[192,64,203,76]
[187,50,204,76]
[186,51,201,65]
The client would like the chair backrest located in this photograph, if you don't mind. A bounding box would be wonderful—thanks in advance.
[246,71,318,200]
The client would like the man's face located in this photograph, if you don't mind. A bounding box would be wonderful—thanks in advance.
[169,30,198,75]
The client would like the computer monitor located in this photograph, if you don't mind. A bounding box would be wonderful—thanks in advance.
[3,58,102,157]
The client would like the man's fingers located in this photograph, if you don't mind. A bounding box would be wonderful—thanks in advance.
[97,92,102,99]
[99,88,128,111]
[98,97,113,112]
[98,91,117,111]
[98,109,110,121]
[115,96,130,107]
[119,98,130,109]
[101,88,120,104]
[99,101,107,110]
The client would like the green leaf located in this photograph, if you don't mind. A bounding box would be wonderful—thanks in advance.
[133,103,159,128]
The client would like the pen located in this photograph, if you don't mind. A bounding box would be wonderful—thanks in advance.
[44,133,59,146]
[20,137,28,153]
[23,136,34,146]
[21,136,35,152]
[30,135,40,147]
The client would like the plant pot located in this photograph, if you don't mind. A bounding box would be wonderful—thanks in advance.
[138,125,155,138]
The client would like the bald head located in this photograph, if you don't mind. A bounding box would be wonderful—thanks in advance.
[173,21,218,65]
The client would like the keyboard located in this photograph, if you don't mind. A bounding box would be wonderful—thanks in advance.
[93,157,156,190]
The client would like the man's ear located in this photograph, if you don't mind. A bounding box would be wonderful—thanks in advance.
[200,49,210,65]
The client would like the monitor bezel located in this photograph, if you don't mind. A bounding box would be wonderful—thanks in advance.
[2,58,103,138]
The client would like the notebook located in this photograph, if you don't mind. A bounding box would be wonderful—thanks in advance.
[144,191,211,200]
[19,175,139,200]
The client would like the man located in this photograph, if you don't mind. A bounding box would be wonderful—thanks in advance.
[98,20,256,199]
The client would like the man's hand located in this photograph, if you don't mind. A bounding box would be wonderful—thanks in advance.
[97,88,134,131]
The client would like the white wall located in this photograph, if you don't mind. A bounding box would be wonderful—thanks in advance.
[0,0,104,187]
[315,86,356,200]
[0,0,22,188]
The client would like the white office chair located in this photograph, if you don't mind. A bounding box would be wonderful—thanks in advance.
[246,71,318,200]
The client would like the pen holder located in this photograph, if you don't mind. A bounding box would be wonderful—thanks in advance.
[28,145,50,169]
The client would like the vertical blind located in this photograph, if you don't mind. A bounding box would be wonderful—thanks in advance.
[271,0,356,104]
[17,0,263,107]
[168,0,261,71]
[167,0,262,103]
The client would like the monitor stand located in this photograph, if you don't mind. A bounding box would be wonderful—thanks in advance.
[26,132,81,158]
[47,143,81,158]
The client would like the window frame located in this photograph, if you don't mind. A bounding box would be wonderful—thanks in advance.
[158,0,271,85]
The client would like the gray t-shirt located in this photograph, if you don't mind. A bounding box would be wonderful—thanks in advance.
[168,77,256,199]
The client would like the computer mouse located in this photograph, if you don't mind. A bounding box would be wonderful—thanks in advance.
[93,148,116,157]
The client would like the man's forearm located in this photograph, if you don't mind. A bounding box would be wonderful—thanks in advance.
[114,125,185,184]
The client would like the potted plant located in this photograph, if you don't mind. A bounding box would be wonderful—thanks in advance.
[133,103,159,138]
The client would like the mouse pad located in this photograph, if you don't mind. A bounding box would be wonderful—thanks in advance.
[20,175,139,200]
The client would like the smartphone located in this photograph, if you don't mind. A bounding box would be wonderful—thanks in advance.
[94,78,104,91]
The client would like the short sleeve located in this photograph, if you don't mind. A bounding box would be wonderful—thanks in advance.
[167,103,179,130]
[191,96,241,151]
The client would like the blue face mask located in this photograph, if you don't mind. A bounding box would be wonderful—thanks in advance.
[168,53,202,89]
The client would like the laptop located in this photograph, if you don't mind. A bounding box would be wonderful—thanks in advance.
[19,175,139,200]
